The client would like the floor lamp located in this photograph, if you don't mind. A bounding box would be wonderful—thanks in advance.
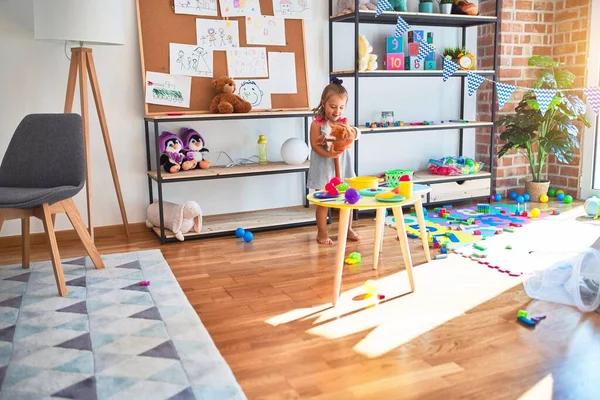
[33,0,130,241]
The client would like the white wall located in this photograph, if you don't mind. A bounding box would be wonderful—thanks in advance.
[0,0,476,237]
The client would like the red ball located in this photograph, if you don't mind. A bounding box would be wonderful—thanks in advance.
[330,177,342,186]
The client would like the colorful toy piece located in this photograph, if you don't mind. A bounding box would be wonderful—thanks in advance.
[523,193,531,202]
[517,309,528,318]
[547,188,557,197]
[140,281,151,287]
[556,189,565,195]
[493,193,502,202]
[235,227,245,238]
[405,56,424,70]
[364,279,377,295]
[557,192,565,201]
[553,209,561,215]
[530,208,541,218]
[243,231,254,242]
[345,188,360,204]
[386,36,403,54]
[516,195,525,204]
[425,60,436,70]
[584,197,600,218]
[517,316,536,327]
[345,252,362,265]
[386,53,405,70]
[509,191,518,200]
[539,194,549,203]
[407,30,425,43]
[477,204,490,213]
[564,194,573,204]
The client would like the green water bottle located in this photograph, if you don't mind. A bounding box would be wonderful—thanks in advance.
[258,135,268,164]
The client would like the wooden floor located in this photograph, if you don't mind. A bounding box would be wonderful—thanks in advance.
[1,203,600,400]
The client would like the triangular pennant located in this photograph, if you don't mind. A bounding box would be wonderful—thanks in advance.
[376,0,393,17]
[496,82,516,109]
[394,16,411,37]
[467,72,486,96]
[534,88,557,116]
[416,40,435,63]
[442,59,460,82]
[583,87,600,114]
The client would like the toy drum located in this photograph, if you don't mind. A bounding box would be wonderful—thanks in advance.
[385,169,413,188]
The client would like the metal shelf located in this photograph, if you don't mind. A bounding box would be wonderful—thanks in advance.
[413,170,492,184]
[361,121,493,135]
[331,70,496,78]
[330,10,498,28]
[144,110,313,123]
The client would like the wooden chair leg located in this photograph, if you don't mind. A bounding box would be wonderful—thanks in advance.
[40,203,67,296]
[61,199,104,270]
[21,217,30,269]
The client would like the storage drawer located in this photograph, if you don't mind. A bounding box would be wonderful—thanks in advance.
[429,178,491,203]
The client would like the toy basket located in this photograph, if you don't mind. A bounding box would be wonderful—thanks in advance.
[385,169,413,188]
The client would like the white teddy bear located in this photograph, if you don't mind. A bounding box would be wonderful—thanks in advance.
[146,200,202,241]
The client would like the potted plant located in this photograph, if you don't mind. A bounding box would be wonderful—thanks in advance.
[438,0,454,14]
[497,55,590,200]
[419,0,434,13]
[443,46,475,69]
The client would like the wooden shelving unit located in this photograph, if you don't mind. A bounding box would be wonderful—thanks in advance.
[359,121,494,135]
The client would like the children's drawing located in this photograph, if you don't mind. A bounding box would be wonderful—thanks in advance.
[219,0,261,17]
[234,79,272,109]
[145,71,191,108]
[170,43,214,78]
[196,19,239,50]
[174,0,218,16]
[272,0,311,19]
[245,16,286,46]
[226,47,268,78]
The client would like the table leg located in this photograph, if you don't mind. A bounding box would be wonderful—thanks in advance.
[373,208,385,270]
[414,197,431,262]
[332,208,351,306]
[392,206,415,292]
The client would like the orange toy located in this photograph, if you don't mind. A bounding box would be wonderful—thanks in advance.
[325,123,356,177]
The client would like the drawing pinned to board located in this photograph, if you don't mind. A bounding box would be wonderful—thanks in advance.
[170,43,213,78]
[268,52,297,94]
[226,47,268,78]
[219,0,262,17]
[272,0,311,19]
[245,16,286,46]
[174,0,218,16]
[234,79,272,109]
[145,71,191,108]
[196,19,239,50]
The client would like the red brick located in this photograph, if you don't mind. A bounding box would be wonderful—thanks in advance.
[499,68,524,78]
[560,166,580,177]
[515,12,539,22]
[524,24,546,33]
[515,0,533,10]
[534,1,554,11]
[571,30,587,41]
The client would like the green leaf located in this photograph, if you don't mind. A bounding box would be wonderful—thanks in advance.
[555,69,576,89]
[528,56,560,68]
[497,142,520,158]
[538,70,557,89]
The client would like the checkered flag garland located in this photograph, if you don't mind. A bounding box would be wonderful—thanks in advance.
[376,0,393,17]
[583,87,600,114]
[394,16,411,37]
[534,88,557,116]
[467,72,485,96]
[416,40,435,63]
[495,82,516,110]
[442,59,460,82]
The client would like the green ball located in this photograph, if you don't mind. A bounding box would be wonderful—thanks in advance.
[547,188,557,197]
[564,194,573,204]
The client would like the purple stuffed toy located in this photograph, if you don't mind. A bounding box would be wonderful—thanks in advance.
[180,128,210,169]
[159,131,195,173]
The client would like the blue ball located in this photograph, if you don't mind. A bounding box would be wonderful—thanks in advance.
[243,231,254,242]
[516,196,525,204]
[557,193,565,201]
[493,193,502,202]
[235,227,245,238]
[523,193,531,202]
[509,191,518,200]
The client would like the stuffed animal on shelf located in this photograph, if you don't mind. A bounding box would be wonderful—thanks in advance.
[337,0,376,13]
[452,0,479,15]
[180,127,211,169]
[358,34,378,72]
[146,200,202,241]
[159,131,195,173]
[209,76,252,114]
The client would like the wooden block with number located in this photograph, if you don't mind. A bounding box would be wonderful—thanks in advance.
[408,42,420,57]
[386,36,403,54]
[425,44,436,61]
[405,56,424,70]
[407,30,425,43]
[425,60,436,70]
[386,53,405,70]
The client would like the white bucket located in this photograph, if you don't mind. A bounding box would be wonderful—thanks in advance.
[524,248,600,312]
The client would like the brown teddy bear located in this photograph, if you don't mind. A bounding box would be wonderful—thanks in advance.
[325,123,356,153]
[209,76,252,114]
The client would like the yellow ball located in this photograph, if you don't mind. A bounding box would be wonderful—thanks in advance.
[530,208,541,218]
[556,189,565,195]
[539,194,549,203]
[363,279,377,295]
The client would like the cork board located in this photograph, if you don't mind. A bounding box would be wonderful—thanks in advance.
[136,0,310,116]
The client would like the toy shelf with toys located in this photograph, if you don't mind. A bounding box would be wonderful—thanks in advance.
[330,69,496,78]
[330,10,497,28]
[359,121,493,134]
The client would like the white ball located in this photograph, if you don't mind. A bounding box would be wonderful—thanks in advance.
[584,197,600,217]
[280,138,308,165]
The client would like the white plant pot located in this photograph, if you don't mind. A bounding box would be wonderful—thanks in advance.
[440,4,452,14]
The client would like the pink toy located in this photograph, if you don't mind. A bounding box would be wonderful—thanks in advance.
[140,281,151,287]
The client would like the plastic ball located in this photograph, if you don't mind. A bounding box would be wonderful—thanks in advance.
[556,189,565,196]
[493,193,502,202]
[280,138,309,165]
[547,188,557,197]
[563,194,573,204]
[345,188,360,204]
[584,197,600,217]
[330,177,343,186]
[363,279,377,295]
[557,193,565,201]
[516,196,525,204]
[523,193,531,202]
[243,231,254,242]
[539,194,549,203]
[509,191,518,200]
[530,208,541,218]
[235,227,245,238]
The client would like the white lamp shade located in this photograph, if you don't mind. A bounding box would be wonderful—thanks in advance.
[34,0,125,45]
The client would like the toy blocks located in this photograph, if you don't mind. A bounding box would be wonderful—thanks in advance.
[386,36,403,54]
[477,203,491,213]
[405,56,424,70]
[386,53,405,70]
[407,30,425,43]
[408,42,420,56]
[425,60,436,70]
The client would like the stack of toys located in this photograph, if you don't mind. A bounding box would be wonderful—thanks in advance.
[386,36,404,71]
[385,30,436,71]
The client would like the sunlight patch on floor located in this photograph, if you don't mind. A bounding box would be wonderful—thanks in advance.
[517,374,554,400]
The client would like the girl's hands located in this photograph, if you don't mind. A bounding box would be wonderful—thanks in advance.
[328,148,343,159]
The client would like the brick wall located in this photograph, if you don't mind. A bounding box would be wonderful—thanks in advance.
[476,0,591,197]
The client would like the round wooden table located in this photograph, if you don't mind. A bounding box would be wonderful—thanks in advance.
[307,184,432,306]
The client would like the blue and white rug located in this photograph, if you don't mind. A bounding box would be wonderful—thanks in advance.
[0,250,246,400]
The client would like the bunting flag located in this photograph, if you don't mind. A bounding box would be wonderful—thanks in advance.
[442,59,460,82]
[416,40,435,63]
[534,88,557,116]
[467,72,485,96]
[496,82,516,110]
[583,87,600,114]
[376,0,393,17]
[394,16,411,37]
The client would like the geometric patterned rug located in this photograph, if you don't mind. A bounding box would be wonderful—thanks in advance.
[0,250,246,400]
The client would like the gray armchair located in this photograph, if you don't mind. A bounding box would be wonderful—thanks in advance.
[0,114,104,296]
